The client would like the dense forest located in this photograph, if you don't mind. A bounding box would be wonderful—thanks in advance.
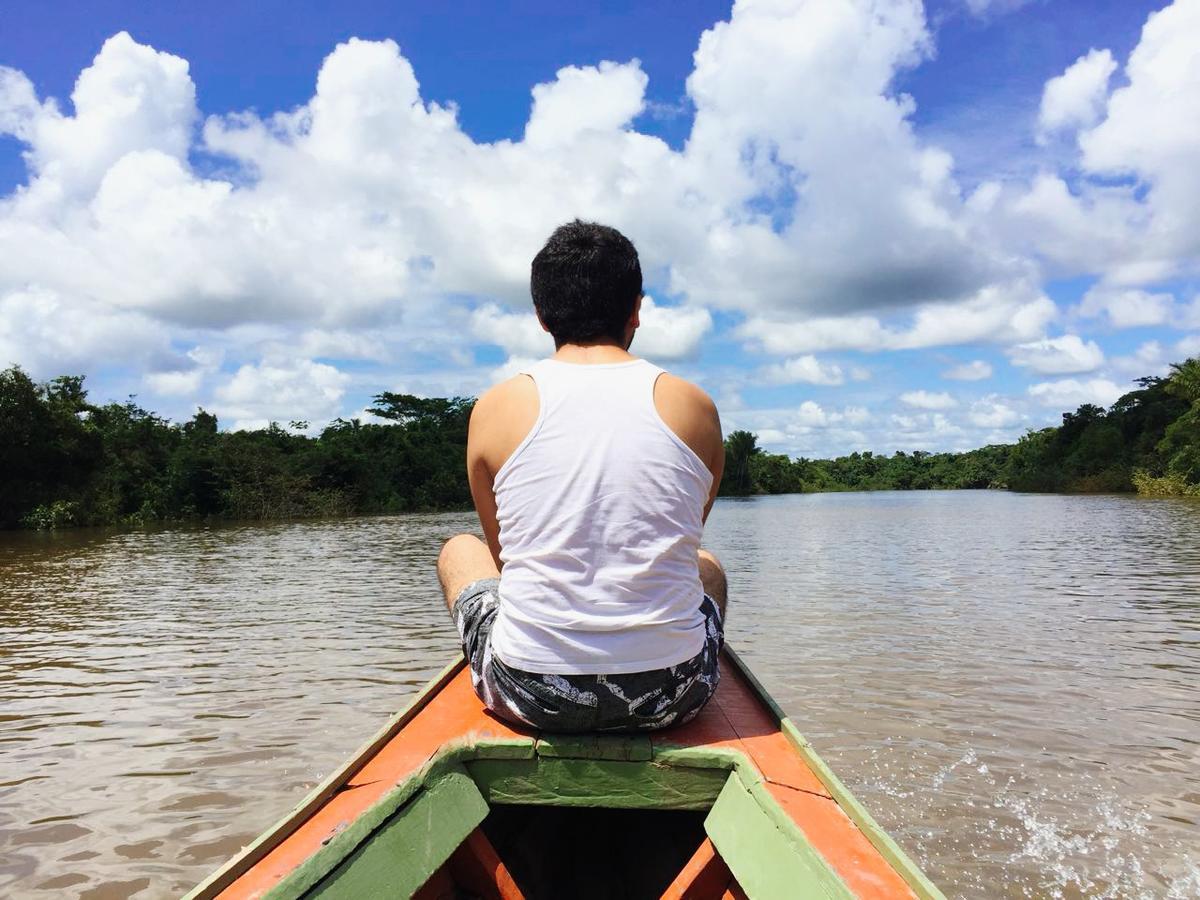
[0,367,472,529]
[719,358,1200,498]
[2,358,1197,529]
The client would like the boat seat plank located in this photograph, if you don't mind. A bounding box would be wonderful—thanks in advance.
[348,673,534,789]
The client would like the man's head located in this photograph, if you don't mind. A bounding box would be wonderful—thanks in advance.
[531,220,643,348]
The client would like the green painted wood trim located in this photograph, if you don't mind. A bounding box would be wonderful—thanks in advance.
[184,656,467,900]
[467,757,728,811]
[536,733,653,761]
[706,774,854,900]
[724,646,945,900]
[777,719,946,900]
[304,769,488,900]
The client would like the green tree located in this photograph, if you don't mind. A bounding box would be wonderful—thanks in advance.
[722,430,760,496]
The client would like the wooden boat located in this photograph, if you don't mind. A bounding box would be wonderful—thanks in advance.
[187,647,943,899]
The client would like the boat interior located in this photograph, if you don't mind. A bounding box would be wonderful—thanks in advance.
[415,805,744,899]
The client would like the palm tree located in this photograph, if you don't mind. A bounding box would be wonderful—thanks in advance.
[724,430,760,496]
[1166,358,1200,405]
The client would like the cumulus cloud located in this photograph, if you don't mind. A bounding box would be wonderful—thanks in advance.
[1038,49,1117,138]
[1000,0,1200,286]
[0,285,173,377]
[1008,334,1104,375]
[1077,286,1174,329]
[739,279,1056,354]
[632,296,713,362]
[0,2,1196,441]
[900,390,956,410]
[1027,377,1125,409]
[213,359,350,431]
[470,295,710,364]
[968,396,1020,428]
[942,359,993,381]
[758,354,845,386]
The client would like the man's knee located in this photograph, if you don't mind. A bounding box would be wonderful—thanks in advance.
[439,533,479,569]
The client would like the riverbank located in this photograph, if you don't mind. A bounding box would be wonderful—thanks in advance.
[4,357,1198,529]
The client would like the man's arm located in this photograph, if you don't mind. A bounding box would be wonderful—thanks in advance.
[466,375,541,571]
[466,392,504,570]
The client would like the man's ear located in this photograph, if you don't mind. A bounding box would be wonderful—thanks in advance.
[630,294,643,330]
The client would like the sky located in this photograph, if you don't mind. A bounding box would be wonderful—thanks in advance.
[1,0,1198,458]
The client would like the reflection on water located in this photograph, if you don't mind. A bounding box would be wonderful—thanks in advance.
[1,493,1197,898]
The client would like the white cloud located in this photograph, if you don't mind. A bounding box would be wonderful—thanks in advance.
[1078,286,1173,329]
[0,4,1196,443]
[525,61,646,147]
[470,294,710,364]
[145,369,203,397]
[471,305,553,358]
[968,396,1020,428]
[759,354,845,386]
[739,280,1056,354]
[0,285,172,378]
[633,296,713,362]
[900,389,956,410]
[213,359,350,431]
[1008,334,1104,374]
[942,359,993,381]
[1027,377,1125,409]
[1001,1,1200,286]
[1038,49,1116,138]
[1176,333,1200,357]
[794,400,829,427]
[1110,340,1172,378]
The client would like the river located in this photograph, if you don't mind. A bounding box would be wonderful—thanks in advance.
[1,491,1197,898]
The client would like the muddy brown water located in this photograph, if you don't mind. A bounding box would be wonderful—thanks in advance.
[1,491,1197,898]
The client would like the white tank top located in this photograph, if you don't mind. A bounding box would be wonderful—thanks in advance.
[489,358,714,675]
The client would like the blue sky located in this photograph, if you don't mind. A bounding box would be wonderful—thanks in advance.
[1,0,1197,457]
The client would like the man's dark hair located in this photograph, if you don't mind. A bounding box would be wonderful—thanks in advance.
[531,220,643,347]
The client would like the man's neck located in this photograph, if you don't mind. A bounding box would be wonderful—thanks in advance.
[553,341,636,365]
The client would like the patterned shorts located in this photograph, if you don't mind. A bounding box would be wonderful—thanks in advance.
[451,578,723,733]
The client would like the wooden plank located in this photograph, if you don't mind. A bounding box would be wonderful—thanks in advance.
[467,758,728,811]
[705,774,853,900]
[659,837,731,900]
[186,657,467,900]
[304,770,488,900]
[448,828,527,900]
[536,733,653,761]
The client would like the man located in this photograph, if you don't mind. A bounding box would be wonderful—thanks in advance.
[437,220,726,732]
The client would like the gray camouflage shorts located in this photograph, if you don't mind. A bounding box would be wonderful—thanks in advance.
[451,578,722,733]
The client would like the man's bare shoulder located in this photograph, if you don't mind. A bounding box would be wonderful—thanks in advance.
[654,372,718,417]
[470,373,540,474]
[473,373,538,421]
[653,372,722,472]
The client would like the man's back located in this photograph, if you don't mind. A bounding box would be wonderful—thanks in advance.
[473,356,719,673]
